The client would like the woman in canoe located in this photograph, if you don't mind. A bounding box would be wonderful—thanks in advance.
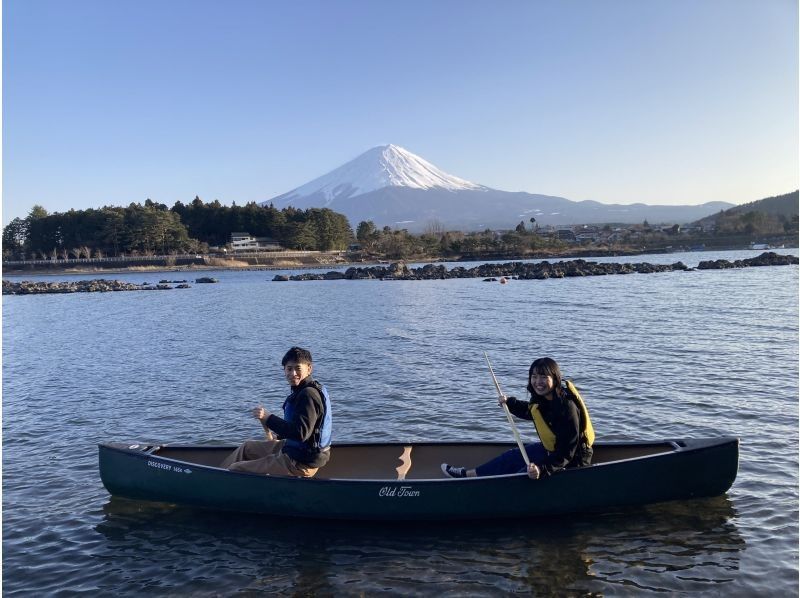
[442,357,594,479]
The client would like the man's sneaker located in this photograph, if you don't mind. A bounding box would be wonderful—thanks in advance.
[441,463,467,478]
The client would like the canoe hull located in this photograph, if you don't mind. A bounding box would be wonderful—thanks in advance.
[98,437,738,520]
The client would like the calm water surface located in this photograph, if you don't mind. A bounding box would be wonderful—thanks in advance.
[3,249,798,596]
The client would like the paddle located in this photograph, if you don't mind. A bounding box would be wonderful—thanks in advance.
[483,352,531,468]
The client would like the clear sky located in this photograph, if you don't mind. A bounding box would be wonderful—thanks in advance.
[3,0,798,225]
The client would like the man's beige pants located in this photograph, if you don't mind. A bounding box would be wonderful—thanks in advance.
[220,439,318,477]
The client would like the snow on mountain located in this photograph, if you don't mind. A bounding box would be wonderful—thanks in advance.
[271,144,485,207]
[264,144,734,231]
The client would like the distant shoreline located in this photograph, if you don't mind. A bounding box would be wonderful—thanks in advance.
[2,246,797,278]
[1,263,314,277]
[4,251,797,294]
[1,261,380,277]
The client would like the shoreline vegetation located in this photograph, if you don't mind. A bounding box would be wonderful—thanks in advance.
[4,192,798,275]
[4,240,798,278]
[3,252,797,295]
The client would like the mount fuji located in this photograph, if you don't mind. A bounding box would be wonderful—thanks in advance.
[265,145,732,231]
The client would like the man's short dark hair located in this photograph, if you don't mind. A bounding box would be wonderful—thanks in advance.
[282,346,313,366]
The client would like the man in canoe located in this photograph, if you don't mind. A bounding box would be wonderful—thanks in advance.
[221,346,332,477]
[442,357,593,479]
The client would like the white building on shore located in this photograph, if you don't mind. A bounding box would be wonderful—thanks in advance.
[230,232,282,252]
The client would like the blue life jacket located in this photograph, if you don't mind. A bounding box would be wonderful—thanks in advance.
[317,384,332,449]
[283,381,332,455]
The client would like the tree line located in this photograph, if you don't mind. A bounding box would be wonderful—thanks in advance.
[2,199,565,263]
[712,209,797,236]
[354,219,564,260]
[4,196,796,263]
[2,198,354,260]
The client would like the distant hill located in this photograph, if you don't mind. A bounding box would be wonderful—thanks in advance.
[265,144,733,231]
[726,190,798,217]
[694,191,798,224]
[690,190,798,238]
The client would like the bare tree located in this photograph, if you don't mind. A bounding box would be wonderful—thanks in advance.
[423,219,445,237]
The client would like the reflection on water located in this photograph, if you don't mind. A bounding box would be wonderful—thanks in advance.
[92,495,743,596]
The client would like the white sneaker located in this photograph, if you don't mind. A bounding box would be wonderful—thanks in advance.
[441,463,466,478]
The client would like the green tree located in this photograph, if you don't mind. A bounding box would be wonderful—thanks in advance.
[29,205,49,220]
[2,217,28,259]
[25,205,60,257]
[287,221,318,250]
[101,209,125,255]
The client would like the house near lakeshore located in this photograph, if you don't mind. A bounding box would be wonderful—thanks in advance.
[230,232,282,252]
[555,228,577,242]
[575,225,602,243]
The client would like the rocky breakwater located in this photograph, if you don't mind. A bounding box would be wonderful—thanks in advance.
[274,258,692,282]
[272,252,797,283]
[696,251,799,270]
[2,279,191,295]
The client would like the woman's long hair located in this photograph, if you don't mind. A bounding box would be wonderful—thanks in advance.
[526,357,565,400]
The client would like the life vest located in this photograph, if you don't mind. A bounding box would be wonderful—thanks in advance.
[529,380,594,452]
[283,380,332,452]
[316,383,333,449]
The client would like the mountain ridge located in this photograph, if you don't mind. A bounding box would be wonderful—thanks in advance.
[264,145,734,231]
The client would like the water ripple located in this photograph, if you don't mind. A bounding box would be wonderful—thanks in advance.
[3,250,798,595]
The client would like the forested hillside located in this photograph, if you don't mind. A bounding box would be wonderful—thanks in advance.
[2,198,354,260]
[693,191,798,235]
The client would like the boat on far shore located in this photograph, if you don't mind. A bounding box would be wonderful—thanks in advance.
[99,436,739,521]
[751,242,786,250]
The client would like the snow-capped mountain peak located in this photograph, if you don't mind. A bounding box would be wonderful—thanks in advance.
[264,144,734,231]
[371,144,484,192]
[271,144,485,206]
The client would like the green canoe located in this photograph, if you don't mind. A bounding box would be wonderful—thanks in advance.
[98,437,738,520]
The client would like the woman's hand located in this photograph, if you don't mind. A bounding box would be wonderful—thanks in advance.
[527,463,540,480]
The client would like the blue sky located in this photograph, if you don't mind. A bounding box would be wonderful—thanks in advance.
[3,0,798,225]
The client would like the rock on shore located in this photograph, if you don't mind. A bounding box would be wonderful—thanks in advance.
[274,258,688,281]
[696,251,798,270]
[2,279,189,295]
[272,252,798,282]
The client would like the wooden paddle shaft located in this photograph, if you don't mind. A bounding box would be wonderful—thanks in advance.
[483,352,531,467]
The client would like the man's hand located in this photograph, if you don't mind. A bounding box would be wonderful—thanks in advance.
[251,406,270,421]
[252,406,274,440]
[527,463,540,480]
[497,393,508,407]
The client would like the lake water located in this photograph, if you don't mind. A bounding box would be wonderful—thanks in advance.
[3,249,798,596]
